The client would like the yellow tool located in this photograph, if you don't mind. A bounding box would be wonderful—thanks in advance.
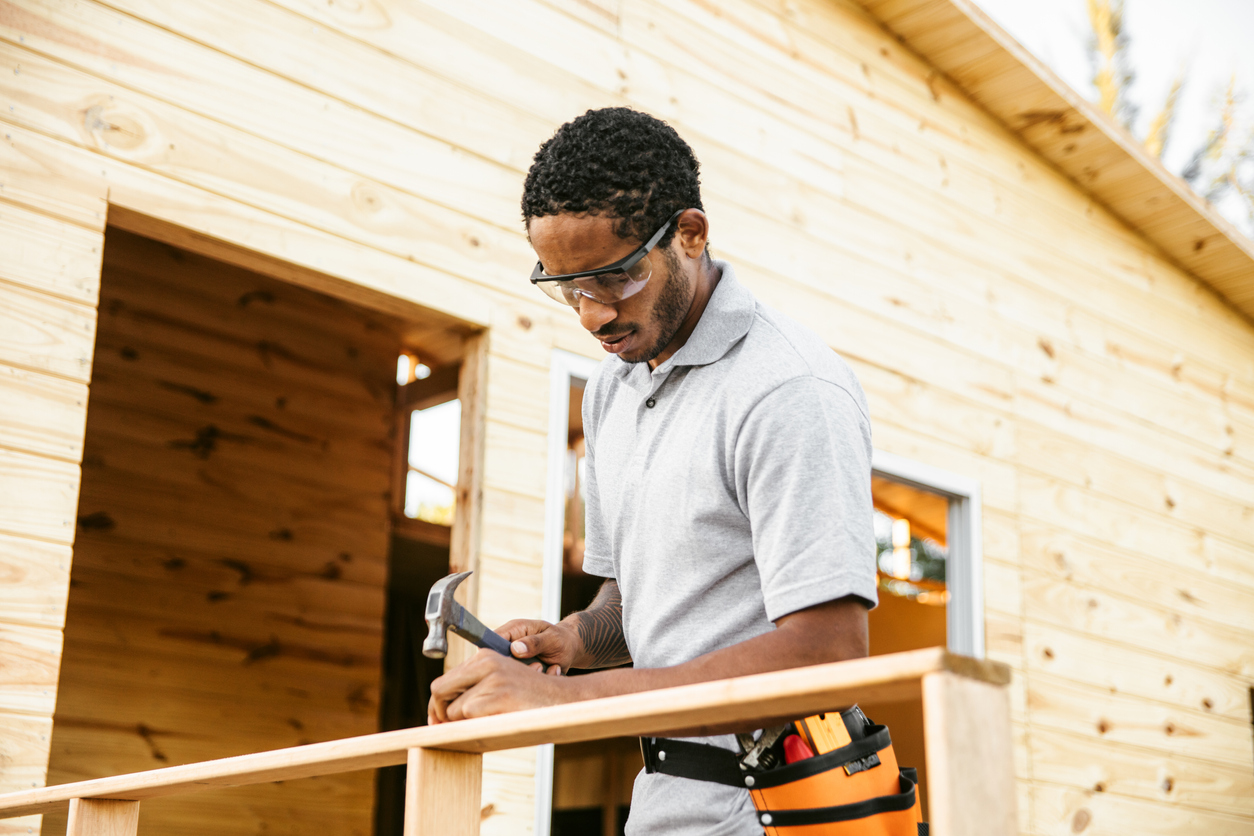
[795,712,853,755]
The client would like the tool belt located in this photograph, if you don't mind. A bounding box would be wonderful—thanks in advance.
[640,707,926,835]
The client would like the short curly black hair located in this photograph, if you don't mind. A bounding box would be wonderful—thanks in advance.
[522,108,704,249]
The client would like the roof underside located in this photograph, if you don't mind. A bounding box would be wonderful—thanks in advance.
[859,0,1254,320]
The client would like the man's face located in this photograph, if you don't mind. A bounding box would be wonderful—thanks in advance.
[528,213,695,365]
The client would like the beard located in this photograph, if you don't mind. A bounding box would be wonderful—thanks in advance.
[619,247,693,365]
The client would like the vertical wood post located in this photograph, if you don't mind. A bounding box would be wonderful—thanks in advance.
[65,799,140,836]
[921,671,1016,836]
[403,747,483,836]
[446,332,488,672]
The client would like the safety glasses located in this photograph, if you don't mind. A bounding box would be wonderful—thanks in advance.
[530,209,685,308]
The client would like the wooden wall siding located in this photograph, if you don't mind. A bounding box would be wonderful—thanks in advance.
[0,0,1251,833]
[0,141,103,836]
[38,229,403,836]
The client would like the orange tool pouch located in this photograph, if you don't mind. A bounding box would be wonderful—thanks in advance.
[640,707,925,835]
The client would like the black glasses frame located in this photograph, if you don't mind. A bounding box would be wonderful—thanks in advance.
[529,208,686,286]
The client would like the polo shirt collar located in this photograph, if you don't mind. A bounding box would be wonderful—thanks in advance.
[613,260,755,389]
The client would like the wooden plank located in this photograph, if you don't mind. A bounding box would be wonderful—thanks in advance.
[0,363,87,462]
[1024,620,1253,724]
[65,799,139,836]
[101,229,410,362]
[480,421,548,500]
[0,447,79,545]
[0,132,108,230]
[1016,424,1254,547]
[64,534,385,620]
[0,279,96,384]
[0,532,70,630]
[403,748,482,836]
[1026,671,1252,768]
[1022,572,1254,680]
[1029,726,1254,818]
[1,121,491,338]
[1020,525,1254,640]
[0,37,521,328]
[1030,781,1254,836]
[51,665,386,739]
[447,333,488,671]
[0,2,521,229]
[0,200,102,305]
[0,711,51,792]
[0,649,1006,816]
[59,566,381,658]
[922,670,1016,836]
[1017,472,1254,593]
[78,427,392,524]
[0,622,61,716]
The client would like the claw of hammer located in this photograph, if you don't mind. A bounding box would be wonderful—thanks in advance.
[422,571,514,659]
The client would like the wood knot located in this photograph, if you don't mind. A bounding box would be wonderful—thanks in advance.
[1071,808,1091,833]
[1042,647,1054,660]
[1161,777,1174,793]
[1096,719,1110,734]
[78,511,116,532]
[517,315,533,330]
[1201,698,1213,711]
[1092,782,1105,792]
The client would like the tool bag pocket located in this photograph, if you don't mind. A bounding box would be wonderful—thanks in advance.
[744,725,921,836]
[641,712,924,836]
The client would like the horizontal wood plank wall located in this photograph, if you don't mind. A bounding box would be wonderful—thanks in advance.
[39,230,404,836]
[0,158,104,836]
[1,0,1251,833]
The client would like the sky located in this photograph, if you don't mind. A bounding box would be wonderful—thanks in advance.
[971,0,1254,177]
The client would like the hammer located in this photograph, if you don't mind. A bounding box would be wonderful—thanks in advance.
[422,571,513,659]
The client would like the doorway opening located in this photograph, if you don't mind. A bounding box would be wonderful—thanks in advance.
[45,225,476,836]
[862,452,983,822]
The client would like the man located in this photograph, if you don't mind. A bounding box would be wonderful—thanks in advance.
[429,107,877,835]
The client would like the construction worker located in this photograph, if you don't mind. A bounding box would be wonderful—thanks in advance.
[429,107,877,835]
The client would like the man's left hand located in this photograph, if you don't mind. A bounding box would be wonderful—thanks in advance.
[428,648,575,723]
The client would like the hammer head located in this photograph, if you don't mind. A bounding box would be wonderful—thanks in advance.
[423,570,472,659]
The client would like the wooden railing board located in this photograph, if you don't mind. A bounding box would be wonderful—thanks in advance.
[0,649,1007,819]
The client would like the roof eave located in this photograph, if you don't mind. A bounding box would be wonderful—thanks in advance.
[858,0,1254,320]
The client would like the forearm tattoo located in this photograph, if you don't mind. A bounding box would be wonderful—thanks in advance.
[574,580,632,669]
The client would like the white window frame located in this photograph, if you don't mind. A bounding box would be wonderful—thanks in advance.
[533,354,986,834]
[535,349,602,836]
[871,449,985,659]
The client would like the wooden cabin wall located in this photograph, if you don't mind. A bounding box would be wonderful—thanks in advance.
[0,155,105,836]
[1,0,1252,834]
[38,229,403,836]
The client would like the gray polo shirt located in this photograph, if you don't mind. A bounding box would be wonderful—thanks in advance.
[581,261,877,836]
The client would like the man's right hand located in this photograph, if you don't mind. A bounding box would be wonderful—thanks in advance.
[495,619,583,676]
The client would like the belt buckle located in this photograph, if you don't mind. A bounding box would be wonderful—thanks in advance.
[639,737,658,773]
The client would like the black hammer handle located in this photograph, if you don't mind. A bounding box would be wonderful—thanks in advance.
[449,605,514,657]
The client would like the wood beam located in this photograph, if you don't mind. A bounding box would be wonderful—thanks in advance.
[403,748,482,836]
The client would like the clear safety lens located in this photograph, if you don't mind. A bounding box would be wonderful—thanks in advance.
[537,257,653,308]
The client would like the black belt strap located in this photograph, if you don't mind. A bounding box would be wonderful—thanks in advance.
[639,737,747,787]
[641,727,892,790]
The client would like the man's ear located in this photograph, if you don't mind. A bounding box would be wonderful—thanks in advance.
[674,209,710,260]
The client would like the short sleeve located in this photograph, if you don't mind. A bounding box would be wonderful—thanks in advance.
[578,373,615,580]
[733,376,877,621]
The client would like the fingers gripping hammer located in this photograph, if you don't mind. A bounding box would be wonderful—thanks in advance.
[422,571,513,659]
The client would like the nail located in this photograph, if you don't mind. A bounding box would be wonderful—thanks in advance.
[512,640,527,656]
